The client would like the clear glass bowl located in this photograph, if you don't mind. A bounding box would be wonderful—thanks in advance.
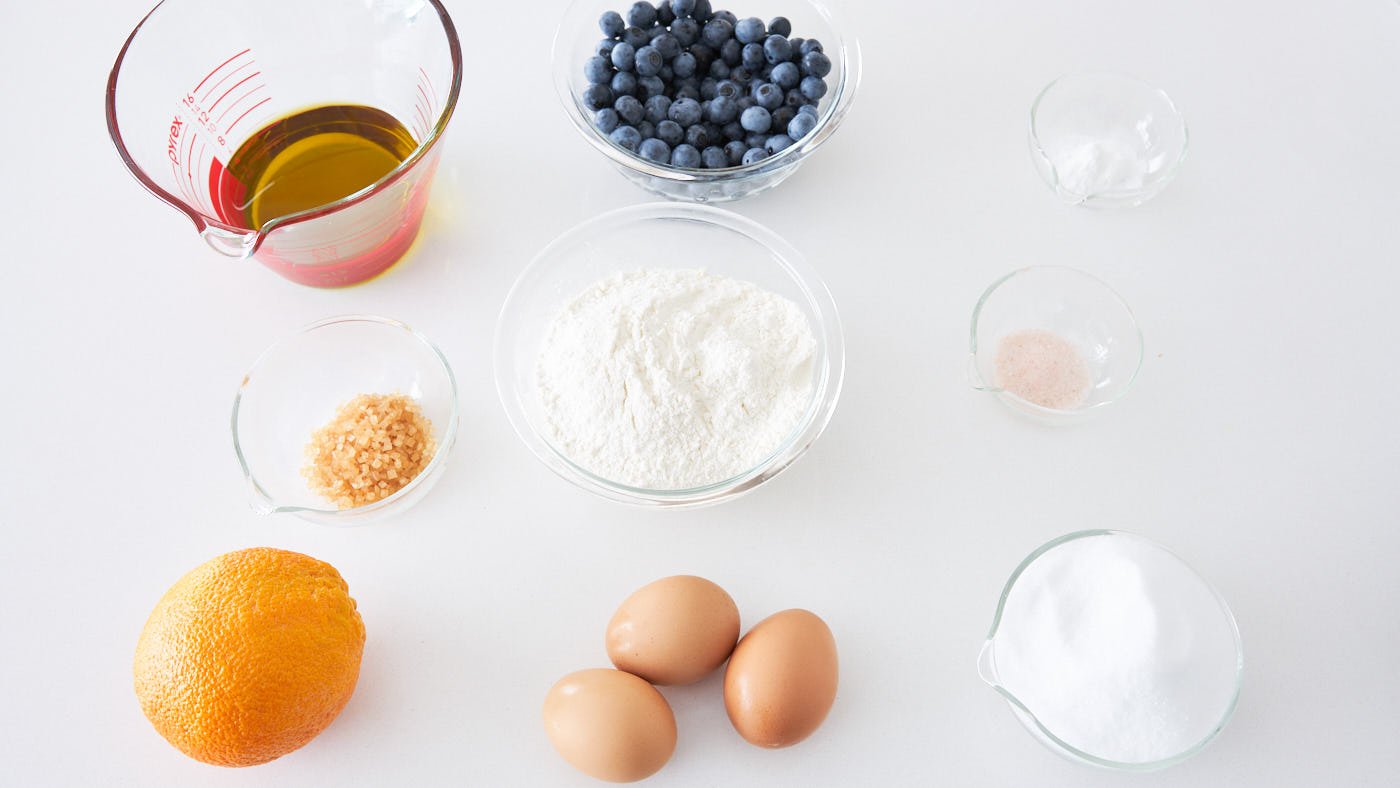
[231,315,459,525]
[969,266,1143,425]
[550,0,862,203]
[1029,72,1188,207]
[978,530,1244,771]
[494,203,844,507]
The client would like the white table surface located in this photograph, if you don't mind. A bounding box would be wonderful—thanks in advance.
[4,0,1399,785]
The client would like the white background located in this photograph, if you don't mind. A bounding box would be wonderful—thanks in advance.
[3,0,1398,785]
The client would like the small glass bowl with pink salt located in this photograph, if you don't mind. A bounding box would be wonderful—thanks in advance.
[969,266,1143,424]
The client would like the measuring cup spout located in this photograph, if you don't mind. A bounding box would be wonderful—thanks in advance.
[977,640,1001,687]
[201,226,259,259]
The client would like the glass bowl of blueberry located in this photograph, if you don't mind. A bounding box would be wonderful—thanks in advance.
[552,0,861,202]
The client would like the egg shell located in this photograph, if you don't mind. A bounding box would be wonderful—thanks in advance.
[723,608,839,748]
[607,575,741,685]
[542,668,677,782]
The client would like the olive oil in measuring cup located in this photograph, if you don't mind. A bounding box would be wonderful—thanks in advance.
[221,104,417,229]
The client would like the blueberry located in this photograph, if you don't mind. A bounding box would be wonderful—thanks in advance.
[611,70,637,96]
[701,19,733,48]
[735,17,765,44]
[582,84,614,111]
[771,105,796,133]
[739,105,772,134]
[801,51,831,79]
[656,119,684,146]
[671,0,696,17]
[672,143,703,168]
[637,120,655,139]
[635,46,664,77]
[658,0,675,25]
[627,1,657,29]
[706,95,738,123]
[765,134,794,155]
[670,18,700,47]
[689,43,716,73]
[715,79,742,100]
[684,123,712,149]
[764,35,792,65]
[652,32,681,60]
[638,137,670,163]
[644,94,672,124]
[585,56,613,86]
[659,65,673,82]
[700,77,719,100]
[599,10,625,37]
[701,145,728,168]
[745,132,767,149]
[709,60,731,80]
[611,42,636,71]
[800,39,824,55]
[785,88,806,107]
[787,37,805,57]
[787,110,818,139]
[713,10,737,26]
[594,107,620,134]
[768,16,792,37]
[730,66,753,85]
[741,147,768,165]
[671,52,697,78]
[723,139,747,165]
[771,61,800,90]
[720,38,743,66]
[668,97,703,126]
[610,125,642,152]
[722,120,745,140]
[614,95,645,126]
[597,38,618,59]
[741,42,766,70]
[735,95,756,111]
[638,76,666,98]
[673,84,700,101]
[693,0,712,22]
[753,82,783,110]
[798,102,819,116]
[800,75,828,102]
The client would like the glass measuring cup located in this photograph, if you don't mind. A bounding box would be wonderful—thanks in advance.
[106,0,463,288]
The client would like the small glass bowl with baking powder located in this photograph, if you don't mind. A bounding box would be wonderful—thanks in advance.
[494,203,845,508]
[1030,72,1188,207]
[232,315,459,525]
[969,266,1143,425]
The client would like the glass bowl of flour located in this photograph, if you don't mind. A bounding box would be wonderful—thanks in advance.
[978,531,1244,771]
[494,203,844,508]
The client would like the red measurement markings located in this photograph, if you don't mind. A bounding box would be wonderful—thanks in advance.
[209,71,261,114]
[225,96,272,136]
[191,48,251,95]
[200,60,253,104]
[419,66,439,109]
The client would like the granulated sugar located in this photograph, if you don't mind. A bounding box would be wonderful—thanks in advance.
[989,535,1241,765]
[536,269,816,490]
[993,329,1090,410]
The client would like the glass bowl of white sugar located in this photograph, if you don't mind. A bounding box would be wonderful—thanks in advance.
[494,202,844,508]
[969,266,1143,425]
[1029,72,1188,207]
[978,530,1243,771]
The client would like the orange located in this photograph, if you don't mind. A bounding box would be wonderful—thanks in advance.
[133,547,366,767]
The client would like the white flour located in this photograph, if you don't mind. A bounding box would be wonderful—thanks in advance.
[537,269,816,490]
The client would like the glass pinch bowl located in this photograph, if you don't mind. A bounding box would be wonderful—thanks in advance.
[551,0,862,203]
[232,315,459,525]
[1029,72,1188,207]
[969,266,1143,425]
[978,530,1244,771]
[494,203,844,508]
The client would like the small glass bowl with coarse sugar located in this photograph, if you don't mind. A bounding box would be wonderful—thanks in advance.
[232,315,459,525]
[552,0,861,202]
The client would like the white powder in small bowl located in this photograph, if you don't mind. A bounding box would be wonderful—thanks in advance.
[993,329,1091,410]
[536,269,816,490]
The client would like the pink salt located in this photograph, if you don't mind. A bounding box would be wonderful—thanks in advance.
[994,329,1091,410]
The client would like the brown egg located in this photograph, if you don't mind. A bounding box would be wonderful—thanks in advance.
[606,575,741,686]
[542,668,677,783]
[723,609,839,748]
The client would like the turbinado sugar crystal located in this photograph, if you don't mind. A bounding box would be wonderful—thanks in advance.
[302,393,436,509]
[988,534,1241,764]
[993,329,1090,410]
